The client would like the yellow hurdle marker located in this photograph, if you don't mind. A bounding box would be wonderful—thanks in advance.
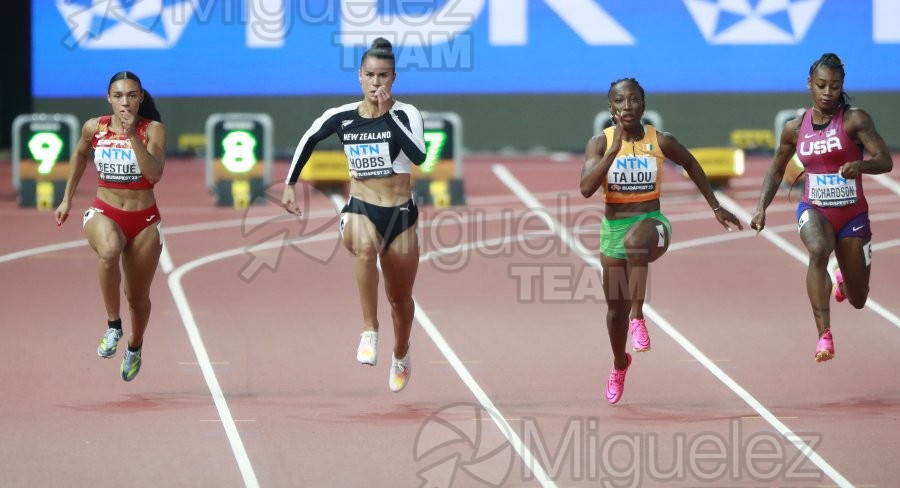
[231,180,251,209]
[36,181,55,211]
[429,180,450,209]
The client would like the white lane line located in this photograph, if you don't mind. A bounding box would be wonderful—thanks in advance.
[0,240,86,264]
[872,173,900,196]
[717,192,900,331]
[492,164,853,488]
[168,212,553,487]
[169,264,259,488]
[413,302,557,488]
[164,237,332,488]
[159,226,175,274]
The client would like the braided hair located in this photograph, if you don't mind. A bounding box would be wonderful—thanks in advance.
[808,53,850,108]
[607,78,645,102]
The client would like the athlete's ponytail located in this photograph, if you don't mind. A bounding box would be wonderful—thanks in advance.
[107,71,163,122]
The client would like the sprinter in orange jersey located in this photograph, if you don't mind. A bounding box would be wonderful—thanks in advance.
[580,78,742,404]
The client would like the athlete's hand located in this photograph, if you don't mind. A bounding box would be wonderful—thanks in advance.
[55,200,71,226]
[374,86,393,117]
[606,110,625,156]
[840,160,862,179]
[714,207,744,232]
[750,208,766,235]
[118,110,138,136]
[281,185,302,216]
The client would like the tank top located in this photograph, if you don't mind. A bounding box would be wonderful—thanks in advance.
[601,125,666,204]
[796,106,865,209]
[92,115,154,190]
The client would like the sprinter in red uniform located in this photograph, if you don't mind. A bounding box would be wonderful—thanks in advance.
[752,53,893,362]
[55,71,166,381]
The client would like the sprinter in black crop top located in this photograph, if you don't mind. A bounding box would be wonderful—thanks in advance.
[281,38,425,393]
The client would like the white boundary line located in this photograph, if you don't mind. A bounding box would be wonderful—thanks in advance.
[167,216,555,487]
[413,233,558,487]
[716,193,900,330]
[492,163,853,488]
[179,203,556,483]
[3,182,896,486]
[872,173,900,196]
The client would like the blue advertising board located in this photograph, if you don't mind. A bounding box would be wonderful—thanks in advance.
[33,0,900,97]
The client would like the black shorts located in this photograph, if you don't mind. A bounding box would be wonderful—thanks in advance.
[340,197,418,251]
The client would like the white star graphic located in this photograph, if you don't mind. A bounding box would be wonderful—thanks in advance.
[57,0,196,49]
[684,0,824,44]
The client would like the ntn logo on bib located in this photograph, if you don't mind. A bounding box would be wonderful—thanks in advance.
[808,173,856,207]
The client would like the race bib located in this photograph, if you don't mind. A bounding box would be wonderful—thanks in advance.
[345,142,391,179]
[94,142,141,184]
[808,173,856,207]
[606,155,658,193]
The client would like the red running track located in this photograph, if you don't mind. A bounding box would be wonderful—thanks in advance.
[1,155,899,487]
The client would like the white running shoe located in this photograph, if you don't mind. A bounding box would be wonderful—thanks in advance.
[389,348,411,393]
[357,331,378,366]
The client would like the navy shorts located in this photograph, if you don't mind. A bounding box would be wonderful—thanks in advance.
[797,202,871,239]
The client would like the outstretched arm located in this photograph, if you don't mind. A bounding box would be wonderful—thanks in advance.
[658,131,743,231]
[55,119,97,226]
[282,110,339,215]
[751,118,799,232]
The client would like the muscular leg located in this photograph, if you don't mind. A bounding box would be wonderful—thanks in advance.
[601,254,630,370]
[121,223,163,349]
[623,219,670,320]
[834,236,871,309]
[341,213,382,332]
[84,212,126,322]
[798,209,836,337]
[380,224,419,359]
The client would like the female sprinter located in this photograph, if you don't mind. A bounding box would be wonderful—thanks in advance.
[751,53,893,362]
[580,78,743,404]
[55,71,166,382]
[282,38,426,392]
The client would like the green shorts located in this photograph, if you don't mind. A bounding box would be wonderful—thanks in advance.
[600,210,672,260]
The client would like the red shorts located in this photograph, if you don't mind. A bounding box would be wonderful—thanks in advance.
[83,197,161,244]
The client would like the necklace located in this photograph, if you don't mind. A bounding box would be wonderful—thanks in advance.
[625,128,645,156]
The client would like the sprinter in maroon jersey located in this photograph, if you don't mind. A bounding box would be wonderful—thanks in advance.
[751,53,893,362]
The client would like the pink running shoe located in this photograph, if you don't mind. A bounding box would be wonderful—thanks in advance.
[833,269,846,303]
[630,318,651,352]
[605,353,632,404]
[815,330,834,362]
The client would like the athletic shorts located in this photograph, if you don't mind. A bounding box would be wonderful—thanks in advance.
[83,197,161,244]
[600,210,672,260]
[796,202,871,239]
[340,196,418,251]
